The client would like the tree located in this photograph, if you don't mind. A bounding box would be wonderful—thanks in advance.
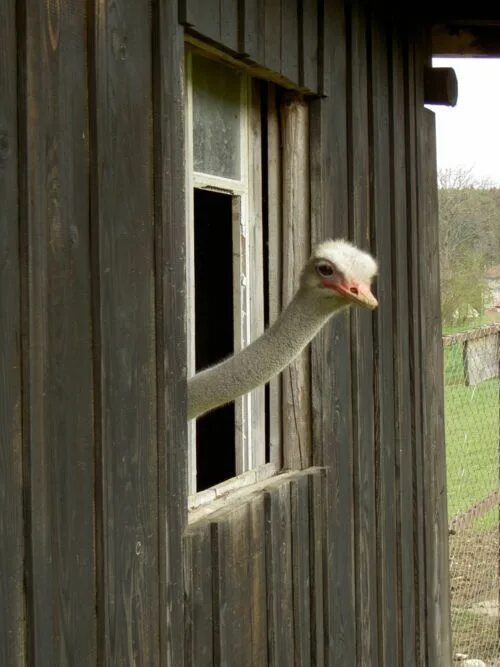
[438,167,500,325]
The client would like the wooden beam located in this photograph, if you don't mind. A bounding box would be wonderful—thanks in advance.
[424,66,458,106]
[0,0,24,661]
[280,92,312,470]
[432,24,500,56]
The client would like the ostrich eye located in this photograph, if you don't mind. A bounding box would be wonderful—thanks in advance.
[316,263,334,278]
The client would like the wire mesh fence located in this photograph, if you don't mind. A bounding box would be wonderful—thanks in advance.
[443,324,500,665]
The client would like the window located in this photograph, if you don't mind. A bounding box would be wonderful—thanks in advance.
[185,48,310,503]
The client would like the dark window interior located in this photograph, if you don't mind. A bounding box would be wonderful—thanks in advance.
[194,188,235,490]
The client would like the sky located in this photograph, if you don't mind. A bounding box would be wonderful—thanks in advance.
[429,57,500,186]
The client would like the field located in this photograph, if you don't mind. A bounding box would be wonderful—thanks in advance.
[443,313,499,336]
[444,334,499,664]
[444,378,499,528]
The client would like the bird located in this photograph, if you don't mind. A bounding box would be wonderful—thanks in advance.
[188,239,378,420]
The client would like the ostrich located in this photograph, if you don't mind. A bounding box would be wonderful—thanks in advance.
[188,239,378,420]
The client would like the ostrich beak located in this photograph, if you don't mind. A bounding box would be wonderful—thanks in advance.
[334,282,378,310]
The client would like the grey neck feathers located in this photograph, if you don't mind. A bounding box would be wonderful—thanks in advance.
[187,289,340,420]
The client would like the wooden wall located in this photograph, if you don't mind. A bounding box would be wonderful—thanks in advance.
[310,6,451,663]
[185,468,328,665]
[1,0,186,664]
[180,0,322,93]
[0,0,451,664]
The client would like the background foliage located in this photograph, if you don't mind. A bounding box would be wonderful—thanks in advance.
[438,167,500,328]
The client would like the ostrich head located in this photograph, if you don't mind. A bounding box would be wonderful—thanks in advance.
[300,239,378,310]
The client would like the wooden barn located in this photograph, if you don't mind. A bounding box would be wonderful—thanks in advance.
[1,1,497,664]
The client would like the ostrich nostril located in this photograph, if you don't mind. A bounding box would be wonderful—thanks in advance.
[350,287,358,295]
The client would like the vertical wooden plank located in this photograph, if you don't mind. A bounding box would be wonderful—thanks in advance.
[213,500,267,666]
[299,0,318,91]
[240,0,265,62]
[0,0,25,662]
[390,27,417,666]
[264,0,282,74]
[220,0,239,52]
[249,80,266,463]
[154,0,187,662]
[290,475,311,666]
[405,34,428,664]
[281,0,299,83]
[264,481,294,666]
[247,495,269,665]
[308,471,326,666]
[184,527,214,665]
[348,4,379,665]
[180,0,221,43]
[418,107,453,667]
[91,0,159,662]
[21,1,96,663]
[281,93,311,470]
[267,83,283,466]
[368,15,399,666]
[310,0,357,663]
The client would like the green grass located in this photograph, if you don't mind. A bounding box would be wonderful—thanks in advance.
[443,344,465,385]
[445,377,499,529]
[443,313,499,336]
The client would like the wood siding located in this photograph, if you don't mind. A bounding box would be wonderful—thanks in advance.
[185,469,328,665]
[2,0,186,664]
[180,0,321,93]
[1,0,451,664]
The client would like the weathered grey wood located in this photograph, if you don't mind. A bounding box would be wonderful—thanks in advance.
[300,0,318,91]
[0,1,24,662]
[1,4,458,664]
[91,0,159,661]
[249,80,267,464]
[247,496,269,663]
[181,0,220,42]
[220,0,239,52]
[264,0,282,73]
[22,2,96,662]
[181,0,239,52]
[310,0,357,662]
[369,15,399,666]
[241,0,265,62]
[212,500,268,666]
[264,480,294,666]
[308,471,326,666]
[348,5,379,665]
[281,93,312,470]
[266,83,283,467]
[182,0,322,93]
[390,27,417,666]
[184,527,213,665]
[188,469,332,666]
[290,475,311,665]
[418,107,453,667]
[405,34,428,665]
[280,0,300,83]
[153,0,187,662]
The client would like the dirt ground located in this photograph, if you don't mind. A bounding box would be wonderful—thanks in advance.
[449,525,500,664]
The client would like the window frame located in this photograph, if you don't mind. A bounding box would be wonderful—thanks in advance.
[185,49,267,497]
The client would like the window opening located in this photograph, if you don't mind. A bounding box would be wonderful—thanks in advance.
[186,51,287,500]
[194,188,236,489]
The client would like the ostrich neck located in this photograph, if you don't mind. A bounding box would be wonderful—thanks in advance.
[187,289,338,420]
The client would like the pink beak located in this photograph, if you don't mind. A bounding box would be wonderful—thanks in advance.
[331,281,378,310]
